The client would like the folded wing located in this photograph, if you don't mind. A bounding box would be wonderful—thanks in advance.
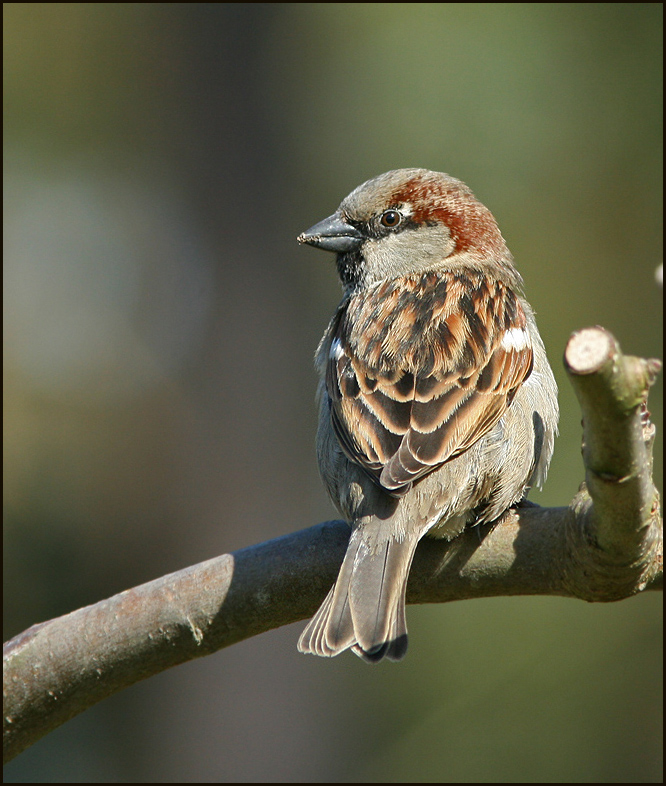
[326,271,533,494]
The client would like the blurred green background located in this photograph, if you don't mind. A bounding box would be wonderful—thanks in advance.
[4,3,662,782]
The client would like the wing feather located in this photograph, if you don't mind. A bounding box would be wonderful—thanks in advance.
[326,271,533,495]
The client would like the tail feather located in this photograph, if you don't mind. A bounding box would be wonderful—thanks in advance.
[298,519,421,662]
[385,590,409,661]
[298,587,336,657]
[298,539,357,657]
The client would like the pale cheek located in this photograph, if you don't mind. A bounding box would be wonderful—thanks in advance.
[362,226,455,282]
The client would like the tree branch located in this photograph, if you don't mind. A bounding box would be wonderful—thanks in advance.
[3,327,662,764]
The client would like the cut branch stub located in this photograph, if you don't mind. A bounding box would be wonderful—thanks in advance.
[563,326,662,598]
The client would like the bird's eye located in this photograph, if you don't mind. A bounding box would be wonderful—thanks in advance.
[380,210,402,228]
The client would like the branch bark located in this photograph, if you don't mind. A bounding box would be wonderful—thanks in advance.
[3,327,662,764]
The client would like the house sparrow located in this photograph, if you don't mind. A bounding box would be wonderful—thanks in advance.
[297,169,558,662]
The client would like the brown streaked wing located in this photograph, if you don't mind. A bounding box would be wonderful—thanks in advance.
[326,273,534,495]
[380,340,533,491]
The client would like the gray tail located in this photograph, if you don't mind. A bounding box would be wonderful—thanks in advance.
[298,520,421,663]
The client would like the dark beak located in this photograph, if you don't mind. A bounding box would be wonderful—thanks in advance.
[297,212,364,253]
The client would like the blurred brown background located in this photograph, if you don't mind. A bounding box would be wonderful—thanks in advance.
[4,4,662,782]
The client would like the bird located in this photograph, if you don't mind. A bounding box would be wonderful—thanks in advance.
[296,168,558,662]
